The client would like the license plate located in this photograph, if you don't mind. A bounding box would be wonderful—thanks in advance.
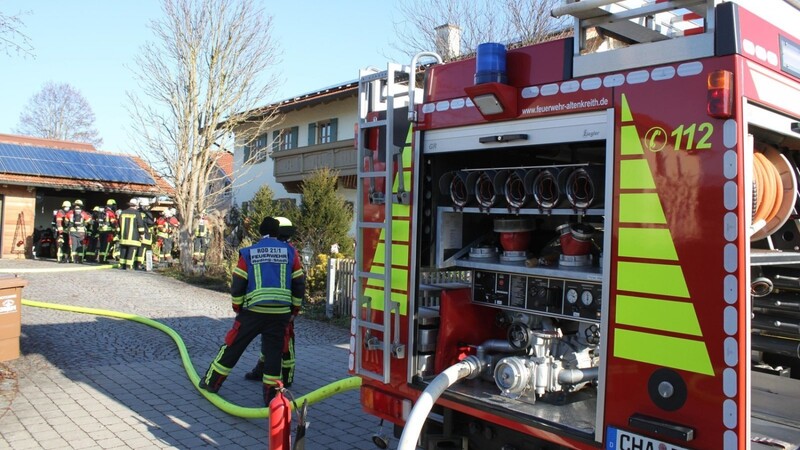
[606,427,689,450]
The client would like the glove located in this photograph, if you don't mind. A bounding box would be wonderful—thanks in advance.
[232,304,241,313]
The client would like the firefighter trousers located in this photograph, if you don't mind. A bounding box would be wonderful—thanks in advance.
[254,321,295,386]
[97,231,114,262]
[119,245,139,269]
[69,231,86,263]
[202,309,290,398]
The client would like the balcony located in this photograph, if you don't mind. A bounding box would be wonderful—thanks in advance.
[272,138,356,193]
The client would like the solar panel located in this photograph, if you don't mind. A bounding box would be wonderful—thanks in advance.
[0,143,156,185]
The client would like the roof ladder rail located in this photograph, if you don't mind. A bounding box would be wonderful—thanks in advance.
[553,0,715,46]
[552,0,717,76]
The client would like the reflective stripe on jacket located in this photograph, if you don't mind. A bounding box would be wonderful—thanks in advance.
[118,207,144,247]
[235,237,300,314]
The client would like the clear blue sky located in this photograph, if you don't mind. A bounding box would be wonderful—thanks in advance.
[0,1,405,153]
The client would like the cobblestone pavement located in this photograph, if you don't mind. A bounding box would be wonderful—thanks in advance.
[0,259,387,449]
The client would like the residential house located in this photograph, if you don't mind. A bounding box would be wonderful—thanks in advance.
[232,82,359,220]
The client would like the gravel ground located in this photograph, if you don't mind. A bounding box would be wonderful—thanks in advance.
[0,258,381,449]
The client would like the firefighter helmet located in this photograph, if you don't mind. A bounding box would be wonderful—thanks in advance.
[61,200,71,208]
[139,198,150,208]
[275,216,295,241]
[259,217,280,237]
[129,198,139,206]
[107,199,116,206]
[74,199,84,207]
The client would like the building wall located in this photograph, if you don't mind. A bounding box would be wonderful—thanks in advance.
[0,185,36,258]
[232,96,357,208]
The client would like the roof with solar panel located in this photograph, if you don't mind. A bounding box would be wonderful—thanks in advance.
[0,134,172,195]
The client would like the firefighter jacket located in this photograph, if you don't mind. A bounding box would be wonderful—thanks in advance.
[97,207,118,232]
[230,236,305,315]
[54,210,68,233]
[156,216,179,238]
[195,219,207,238]
[118,207,145,247]
[65,209,92,233]
[139,210,155,245]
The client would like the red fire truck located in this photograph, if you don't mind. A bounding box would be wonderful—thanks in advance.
[352,1,800,448]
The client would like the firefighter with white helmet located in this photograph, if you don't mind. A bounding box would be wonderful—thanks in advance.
[97,199,118,263]
[65,200,92,264]
[193,211,209,264]
[117,198,144,270]
[136,198,155,270]
[54,200,71,262]
[156,206,180,264]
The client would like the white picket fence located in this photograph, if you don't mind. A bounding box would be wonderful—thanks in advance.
[325,259,459,318]
[325,258,355,318]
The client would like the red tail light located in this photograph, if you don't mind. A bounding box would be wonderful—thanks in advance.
[707,70,734,118]
[362,386,409,422]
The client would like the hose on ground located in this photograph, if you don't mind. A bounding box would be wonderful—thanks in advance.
[20,298,360,419]
[397,356,482,450]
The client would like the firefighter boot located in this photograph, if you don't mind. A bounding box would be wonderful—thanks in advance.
[263,383,278,407]
[244,360,264,381]
[198,370,227,393]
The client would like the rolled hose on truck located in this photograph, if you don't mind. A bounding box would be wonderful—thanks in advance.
[13,279,360,419]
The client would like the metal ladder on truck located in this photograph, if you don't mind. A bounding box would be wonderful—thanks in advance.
[354,53,440,383]
[552,0,717,76]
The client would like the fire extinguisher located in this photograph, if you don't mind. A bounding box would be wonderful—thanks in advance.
[269,381,292,450]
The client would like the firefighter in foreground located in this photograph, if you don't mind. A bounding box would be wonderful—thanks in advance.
[118,198,145,270]
[199,217,305,406]
[244,216,298,387]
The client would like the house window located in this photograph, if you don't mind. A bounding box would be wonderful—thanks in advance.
[307,118,338,146]
[243,134,268,164]
[318,121,332,144]
[273,126,299,152]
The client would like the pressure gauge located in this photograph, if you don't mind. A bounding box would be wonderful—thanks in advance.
[581,290,594,306]
[566,288,578,304]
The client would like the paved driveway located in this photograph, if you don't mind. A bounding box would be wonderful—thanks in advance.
[0,259,383,449]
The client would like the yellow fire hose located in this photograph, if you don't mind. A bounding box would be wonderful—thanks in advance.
[7,265,361,419]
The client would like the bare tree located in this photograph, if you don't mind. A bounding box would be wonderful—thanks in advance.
[391,0,568,60]
[128,0,281,274]
[0,9,33,57]
[16,82,103,147]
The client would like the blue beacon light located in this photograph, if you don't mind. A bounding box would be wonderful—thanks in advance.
[474,42,508,85]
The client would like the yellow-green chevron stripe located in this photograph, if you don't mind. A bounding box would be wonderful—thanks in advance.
[618,228,678,260]
[616,295,702,336]
[614,329,714,375]
[617,261,689,297]
[620,159,656,189]
[619,193,667,224]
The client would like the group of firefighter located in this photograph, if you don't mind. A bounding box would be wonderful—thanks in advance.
[54,200,302,404]
[52,197,184,268]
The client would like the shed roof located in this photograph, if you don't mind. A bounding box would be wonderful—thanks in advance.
[0,134,173,196]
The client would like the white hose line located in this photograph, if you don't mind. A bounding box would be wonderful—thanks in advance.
[397,356,480,450]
